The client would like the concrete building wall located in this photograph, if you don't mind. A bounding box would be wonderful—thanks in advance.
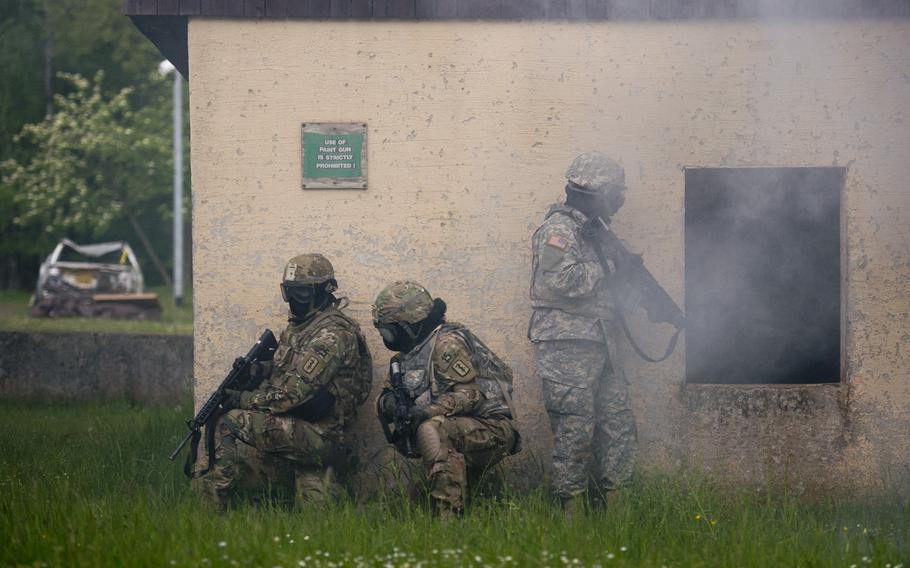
[0,331,192,404]
[187,19,910,491]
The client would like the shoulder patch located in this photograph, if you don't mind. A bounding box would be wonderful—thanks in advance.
[432,332,477,383]
[296,344,333,380]
[302,355,320,376]
[452,359,471,377]
[546,234,569,251]
[433,334,465,372]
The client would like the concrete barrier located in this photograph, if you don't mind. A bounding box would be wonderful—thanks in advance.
[0,331,192,404]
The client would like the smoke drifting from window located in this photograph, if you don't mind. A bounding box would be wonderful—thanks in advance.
[684,167,844,384]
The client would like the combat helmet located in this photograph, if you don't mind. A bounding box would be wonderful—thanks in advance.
[282,253,335,286]
[280,253,337,310]
[372,280,434,326]
[565,151,625,194]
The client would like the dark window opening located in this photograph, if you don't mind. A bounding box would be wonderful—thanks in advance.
[684,167,844,384]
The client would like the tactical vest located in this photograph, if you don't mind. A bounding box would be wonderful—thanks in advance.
[530,204,616,317]
[398,323,514,420]
[271,305,373,423]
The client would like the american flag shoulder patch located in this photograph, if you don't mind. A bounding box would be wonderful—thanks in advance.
[546,234,569,251]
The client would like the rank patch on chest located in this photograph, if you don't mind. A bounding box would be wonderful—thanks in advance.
[546,234,569,251]
[452,359,471,377]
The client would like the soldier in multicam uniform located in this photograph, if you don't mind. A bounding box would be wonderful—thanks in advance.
[373,281,520,518]
[193,254,372,510]
[529,152,637,514]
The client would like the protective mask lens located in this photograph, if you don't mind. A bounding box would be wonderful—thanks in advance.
[378,326,397,344]
[606,191,625,215]
[282,283,315,304]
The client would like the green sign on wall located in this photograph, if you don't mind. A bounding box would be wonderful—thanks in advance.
[301,123,367,189]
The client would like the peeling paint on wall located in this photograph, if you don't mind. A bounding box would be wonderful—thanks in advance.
[188,19,910,492]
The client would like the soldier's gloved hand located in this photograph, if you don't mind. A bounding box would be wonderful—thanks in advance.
[231,357,252,383]
[377,389,397,419]
[408,406,431,425]
[259,360,274,377]
[248,360,271,384]
[580,217,602,240]
[221,388,244,411]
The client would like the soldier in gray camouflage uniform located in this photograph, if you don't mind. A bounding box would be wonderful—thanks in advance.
[373,281,520,518]
[193,254,372,510]
[529,152,636,513]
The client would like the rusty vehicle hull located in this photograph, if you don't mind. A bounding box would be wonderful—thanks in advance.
[30,240,163,320]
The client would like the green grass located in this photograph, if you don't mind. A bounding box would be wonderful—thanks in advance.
[0,286,192,335]
[1,403,908,567]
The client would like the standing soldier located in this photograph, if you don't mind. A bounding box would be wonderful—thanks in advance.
[529,152,684,515]
[193,253,372,510]
[373,281,520,518]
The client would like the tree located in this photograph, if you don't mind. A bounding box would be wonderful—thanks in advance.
[0,0,165,156]
[0,0,182,289]
[1,71,174,286]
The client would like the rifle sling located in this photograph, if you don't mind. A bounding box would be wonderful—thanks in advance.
[184,412,221,479]
[615,311,681,364]
[183,429,201,478]
[588,229,680,364]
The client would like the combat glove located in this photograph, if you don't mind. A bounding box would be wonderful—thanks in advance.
[580,217,604,240]
[377,389,397,419]
[408,406,431,425]
[221,388,244,411]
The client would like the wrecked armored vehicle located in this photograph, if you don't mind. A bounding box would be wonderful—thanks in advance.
[30,239,162,320]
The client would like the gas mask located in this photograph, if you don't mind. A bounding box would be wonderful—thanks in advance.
[566,182,626,220]
[374,298,447,353]
[376,322,419,352]
[281,280,335,321]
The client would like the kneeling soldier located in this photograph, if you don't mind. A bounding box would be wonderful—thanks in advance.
[373,280,520,518]
[193,254,372,509]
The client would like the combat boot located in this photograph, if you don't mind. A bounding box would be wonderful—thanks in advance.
[604,490,620,509]
[432,498,463,521]
[560,494,584,521]
[589,487,620,511]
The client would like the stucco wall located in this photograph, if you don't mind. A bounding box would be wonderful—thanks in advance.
[187,19,910,491]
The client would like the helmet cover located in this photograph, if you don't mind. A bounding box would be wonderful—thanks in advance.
[372,280,435,325]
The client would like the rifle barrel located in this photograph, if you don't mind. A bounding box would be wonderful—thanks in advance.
[169,429,195,461]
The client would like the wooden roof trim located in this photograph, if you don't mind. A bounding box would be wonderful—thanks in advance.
[125,0,910,20]
[125,0,908,82]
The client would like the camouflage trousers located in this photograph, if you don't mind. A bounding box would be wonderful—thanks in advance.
[192,409,346,509]
[534,339,637,499]
[415,415,516,513]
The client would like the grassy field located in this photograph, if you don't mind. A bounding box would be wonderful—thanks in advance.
[0,287,192,335]
[1,403,908,567]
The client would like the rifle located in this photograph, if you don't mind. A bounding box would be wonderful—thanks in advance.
[169,329,278,473]
[377,360,419,458]
[587,217,685,362]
